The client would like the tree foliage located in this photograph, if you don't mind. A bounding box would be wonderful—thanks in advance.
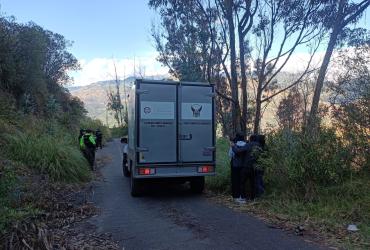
[106,63,126,127]
[308,0,370,131]
[329,44,370,169]
[276,88,304,131]
[0,16,82,118]
[149,0,338,135]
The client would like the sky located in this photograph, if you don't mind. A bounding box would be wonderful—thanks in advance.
[0,1,369,86]
[0,0,168,86]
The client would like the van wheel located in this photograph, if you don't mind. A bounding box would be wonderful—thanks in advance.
[130,175,141,197]
[190,177,205,194]
[123,164,130,177]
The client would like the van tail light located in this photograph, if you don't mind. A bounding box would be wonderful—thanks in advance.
[198,165,214,173]
[138,167,156,175]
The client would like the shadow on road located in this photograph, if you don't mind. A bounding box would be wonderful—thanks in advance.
[133,180,201,199]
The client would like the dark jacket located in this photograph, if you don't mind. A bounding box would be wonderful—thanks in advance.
[232,141,260,168]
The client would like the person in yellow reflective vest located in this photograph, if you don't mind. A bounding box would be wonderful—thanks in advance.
[80,129,96,169]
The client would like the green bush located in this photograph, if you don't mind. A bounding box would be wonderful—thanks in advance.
[3,132,90,182]
[206,138,231,193]
[260,128,351,200]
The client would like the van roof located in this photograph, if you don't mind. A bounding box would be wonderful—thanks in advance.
[135,79,214,86]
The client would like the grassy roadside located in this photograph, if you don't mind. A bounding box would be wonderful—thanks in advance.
[206,138,370,249]
[0,109,113,247]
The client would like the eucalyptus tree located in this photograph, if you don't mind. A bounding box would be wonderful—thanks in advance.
[308,0,370,132]
[250,0,324,134]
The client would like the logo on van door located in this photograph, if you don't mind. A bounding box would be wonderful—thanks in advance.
[144,107,151,114]
[191,104,202,117]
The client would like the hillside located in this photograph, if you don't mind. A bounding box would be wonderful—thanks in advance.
[69,78,133,126]
[69,76,170,126]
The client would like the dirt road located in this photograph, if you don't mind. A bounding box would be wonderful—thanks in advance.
[89,139,321,250]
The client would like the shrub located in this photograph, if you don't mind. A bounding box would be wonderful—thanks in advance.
[2,132,90,182]
[260,128,351,200]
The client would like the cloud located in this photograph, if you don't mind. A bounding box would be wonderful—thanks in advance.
[69,52,169,86]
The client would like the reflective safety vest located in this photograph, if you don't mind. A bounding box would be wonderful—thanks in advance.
[80,133,96,149]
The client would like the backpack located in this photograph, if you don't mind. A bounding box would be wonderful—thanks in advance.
[83,134,95,148]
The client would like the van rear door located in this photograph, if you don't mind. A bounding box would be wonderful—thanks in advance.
[137,81,177,164]
[179,83,214,163]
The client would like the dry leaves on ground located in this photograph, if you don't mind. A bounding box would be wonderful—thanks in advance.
[1,172,119,250]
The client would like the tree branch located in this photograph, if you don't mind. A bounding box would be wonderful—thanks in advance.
[215,88,235,103]
[342,0,370,28]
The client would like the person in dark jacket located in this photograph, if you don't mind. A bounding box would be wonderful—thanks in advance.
[78,129,85,143]
[231,133,261,203]
[95,129,103,149]
[80,129,96,169]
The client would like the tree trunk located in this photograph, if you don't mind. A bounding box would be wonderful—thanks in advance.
[307,26,340,132]
[225,0,241,135]
[238,27,248,135]
[253,85,262,134]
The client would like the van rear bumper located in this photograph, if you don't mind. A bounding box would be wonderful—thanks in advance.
[132,164,216,179]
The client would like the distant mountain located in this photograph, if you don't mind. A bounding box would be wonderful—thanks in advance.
[69,76,167,126]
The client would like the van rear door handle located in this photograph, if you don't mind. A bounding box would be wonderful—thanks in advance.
[136,147,149,152]
[179,134,192,140]
[136,89,149,95]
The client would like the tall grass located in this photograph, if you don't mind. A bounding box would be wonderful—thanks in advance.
[3,132,90,182]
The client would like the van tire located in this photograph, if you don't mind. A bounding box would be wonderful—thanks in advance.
[130,175,141,197]
[190,177,205,194]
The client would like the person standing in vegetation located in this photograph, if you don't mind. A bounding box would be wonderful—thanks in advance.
[96,129,103,149]
[230,133,249,204]
[78,129,85,143]
[231,133,261,203]
[80,129,97,169]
